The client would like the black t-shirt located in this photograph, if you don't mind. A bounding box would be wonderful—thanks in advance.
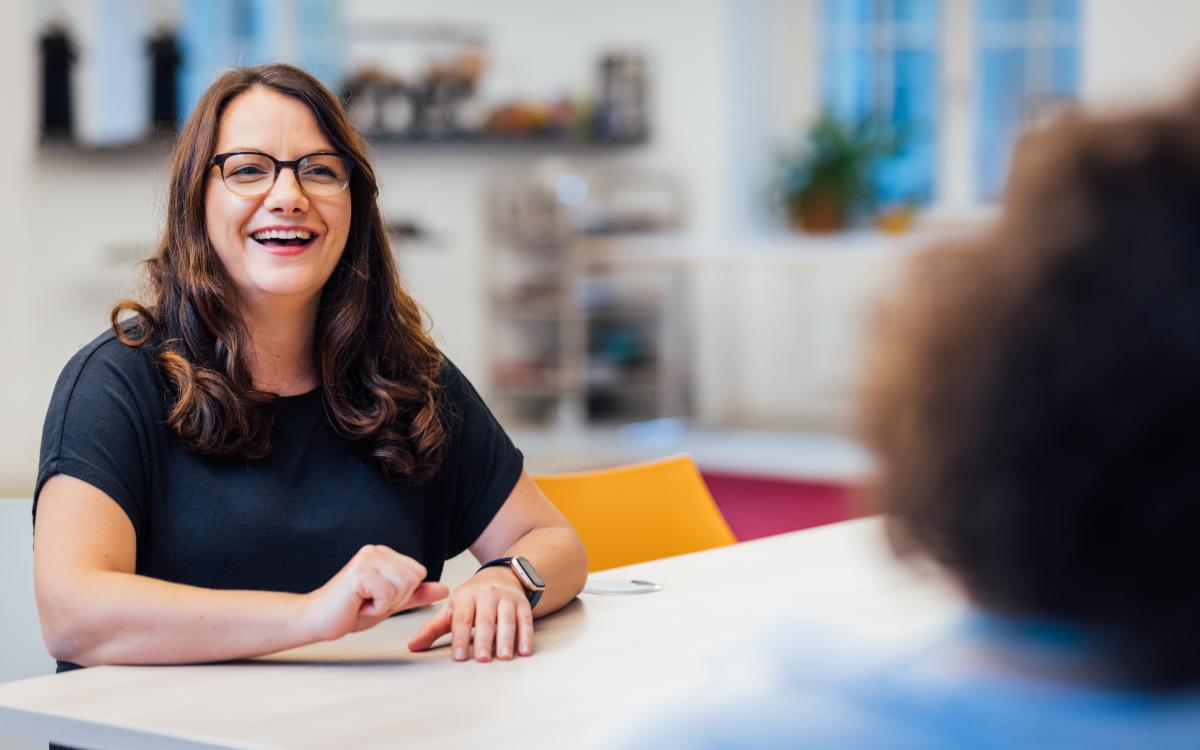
[35,327,522,671]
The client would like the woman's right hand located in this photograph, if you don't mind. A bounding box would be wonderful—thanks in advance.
[305,545,449,642]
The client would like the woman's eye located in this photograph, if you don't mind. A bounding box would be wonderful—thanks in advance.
[230,166,269,177]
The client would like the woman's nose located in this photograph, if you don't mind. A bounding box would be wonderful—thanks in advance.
[264,167,309,213]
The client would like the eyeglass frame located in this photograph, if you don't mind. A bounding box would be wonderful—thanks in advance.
[210,150,356,198]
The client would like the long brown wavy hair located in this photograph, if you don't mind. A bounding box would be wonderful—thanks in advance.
[113,64,447,484]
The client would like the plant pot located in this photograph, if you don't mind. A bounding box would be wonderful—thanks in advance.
[875,204,917,234]
[788,192,846,234]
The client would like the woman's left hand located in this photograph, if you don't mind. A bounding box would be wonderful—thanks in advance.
[407,567,534,662]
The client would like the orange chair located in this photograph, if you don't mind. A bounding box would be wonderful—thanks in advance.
[534,454,737,572]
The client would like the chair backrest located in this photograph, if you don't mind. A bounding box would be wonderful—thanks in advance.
[533,454,737,572]
[0,499,55,685]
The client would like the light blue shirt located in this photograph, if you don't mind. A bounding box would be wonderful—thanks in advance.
[615,612,1200,750]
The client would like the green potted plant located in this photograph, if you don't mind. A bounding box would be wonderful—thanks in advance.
[775,114,895,233]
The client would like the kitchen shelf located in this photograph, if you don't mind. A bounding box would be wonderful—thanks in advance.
[485,169,688,429]
[39,131,647,158]
[367,132,648,148]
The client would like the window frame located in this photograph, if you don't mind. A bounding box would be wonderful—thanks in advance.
[807,0,1083,214]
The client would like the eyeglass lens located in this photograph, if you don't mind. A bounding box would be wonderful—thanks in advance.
[221,154,350,197]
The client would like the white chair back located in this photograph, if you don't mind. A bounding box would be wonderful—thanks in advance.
[0,499,54,683]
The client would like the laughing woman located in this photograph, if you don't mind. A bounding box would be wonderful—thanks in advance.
[33,64,587,672]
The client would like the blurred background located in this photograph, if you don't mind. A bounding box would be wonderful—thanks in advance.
[3,0,1200,538]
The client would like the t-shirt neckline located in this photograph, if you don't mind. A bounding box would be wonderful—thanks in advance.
[274,387,323,410]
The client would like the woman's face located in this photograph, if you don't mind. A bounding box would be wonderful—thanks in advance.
[205,86,352,313]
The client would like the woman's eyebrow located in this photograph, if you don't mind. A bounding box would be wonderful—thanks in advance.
[220,146,338,155]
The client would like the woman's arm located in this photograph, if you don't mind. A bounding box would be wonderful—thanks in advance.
[407,470,587,661]
[34,474,447,666]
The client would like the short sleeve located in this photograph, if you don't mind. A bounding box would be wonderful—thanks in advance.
[435,360,524,556]
[34,333,156,536]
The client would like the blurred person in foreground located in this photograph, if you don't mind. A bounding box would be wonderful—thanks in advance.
[617,88,1200,748]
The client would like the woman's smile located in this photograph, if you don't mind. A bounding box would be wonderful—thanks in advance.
[248,224,321,256]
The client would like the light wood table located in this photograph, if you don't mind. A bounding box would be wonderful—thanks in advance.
[0,518,963,749]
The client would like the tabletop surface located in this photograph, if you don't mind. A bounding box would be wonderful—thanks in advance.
[0,518,963,750]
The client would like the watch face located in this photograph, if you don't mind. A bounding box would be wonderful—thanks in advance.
[514,556,545,588]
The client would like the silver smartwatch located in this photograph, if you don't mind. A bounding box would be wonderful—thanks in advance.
[476,556,545,608]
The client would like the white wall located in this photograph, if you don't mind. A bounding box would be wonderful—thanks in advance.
[0,16,66,749]
[1082,0,1200,109]
[0,11,54,747]
[714,237,917,428]
[1,2,37,497]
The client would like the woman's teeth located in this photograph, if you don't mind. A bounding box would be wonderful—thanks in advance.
[251,229,314,245]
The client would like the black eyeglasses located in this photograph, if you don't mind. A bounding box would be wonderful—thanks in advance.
[211,151,355,198]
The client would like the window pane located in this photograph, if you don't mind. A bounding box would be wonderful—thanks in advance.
[894,49,938,123]
[1051,0,1080,22]
[892,0,938,24]
[823,0,872,27]
[819,0,940,206]
[180,0,341,121]
[233,0,257,40]
[296,0,343,88]
[821,49,874,122]
[878,138,937,204]
[975,0,1080,202]
[879,49,937,203]
[1051,45,1078,96]
[978,0,1029,23]
[977,47,1027,200]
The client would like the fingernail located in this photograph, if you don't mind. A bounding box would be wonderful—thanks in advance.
[453,647,466,661]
